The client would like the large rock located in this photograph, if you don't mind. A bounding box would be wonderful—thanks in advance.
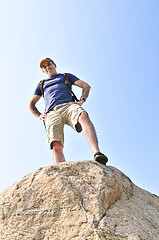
[0,161,159,240]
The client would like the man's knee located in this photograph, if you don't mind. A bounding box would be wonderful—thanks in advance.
[52,141,63,151]
[79,111,89,122]
[79,111,95,131]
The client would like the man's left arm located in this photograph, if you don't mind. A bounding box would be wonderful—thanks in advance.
[74,80,91,106]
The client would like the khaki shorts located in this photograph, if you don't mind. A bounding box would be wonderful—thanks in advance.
[44,103,85,149]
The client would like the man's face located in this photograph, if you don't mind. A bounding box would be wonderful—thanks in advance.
[42,61,57,77]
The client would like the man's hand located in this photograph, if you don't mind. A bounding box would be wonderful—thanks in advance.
[39,111,47,120]
[74,99,85,106]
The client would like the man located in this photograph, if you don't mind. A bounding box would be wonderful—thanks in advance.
[29,58,108,165]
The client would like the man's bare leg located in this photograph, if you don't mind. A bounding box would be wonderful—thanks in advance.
[78,111,108,165]
[78,112,100,154]
[52,141,66,164]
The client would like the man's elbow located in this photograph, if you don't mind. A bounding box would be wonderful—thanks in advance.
[87,84,91,92]
[28,99,36,112]
[28,101,33,111]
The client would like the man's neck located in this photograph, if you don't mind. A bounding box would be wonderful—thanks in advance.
[48,72,58,77]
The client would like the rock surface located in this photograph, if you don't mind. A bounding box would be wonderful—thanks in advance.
[0,161,159,240]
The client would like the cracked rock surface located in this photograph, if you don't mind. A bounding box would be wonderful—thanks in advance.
[0,161,159,239]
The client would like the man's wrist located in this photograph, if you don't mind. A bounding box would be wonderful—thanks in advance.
[80,97,86,102]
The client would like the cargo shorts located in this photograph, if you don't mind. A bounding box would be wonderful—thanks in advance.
[44,102,85,149]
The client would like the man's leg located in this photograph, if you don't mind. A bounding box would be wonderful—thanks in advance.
[78,111,100,154]
[52,141,65,164]
[78,111,108,165]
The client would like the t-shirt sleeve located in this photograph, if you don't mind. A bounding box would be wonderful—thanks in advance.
[34,83,42,96]
[66,73,79,85]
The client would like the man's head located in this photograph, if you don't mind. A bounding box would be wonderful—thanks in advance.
[40,58,57,77]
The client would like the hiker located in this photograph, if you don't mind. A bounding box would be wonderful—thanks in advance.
[29,58,108,165]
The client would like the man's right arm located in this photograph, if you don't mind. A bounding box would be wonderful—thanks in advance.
[29,95,47,120]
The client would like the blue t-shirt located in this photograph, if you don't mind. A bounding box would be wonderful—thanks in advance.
[34,73,79,113]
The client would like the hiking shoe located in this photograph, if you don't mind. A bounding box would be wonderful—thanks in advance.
[94,152,108,166]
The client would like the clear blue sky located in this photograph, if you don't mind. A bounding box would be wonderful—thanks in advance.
[0,0,158,195]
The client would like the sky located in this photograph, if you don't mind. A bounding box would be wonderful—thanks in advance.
[0,0,158,195]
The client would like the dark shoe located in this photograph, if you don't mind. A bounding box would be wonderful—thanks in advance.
[75,122,82,133]
[94,152,108,166]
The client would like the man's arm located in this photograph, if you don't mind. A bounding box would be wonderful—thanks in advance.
[29,95,46,120]
[74,80,91,105]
